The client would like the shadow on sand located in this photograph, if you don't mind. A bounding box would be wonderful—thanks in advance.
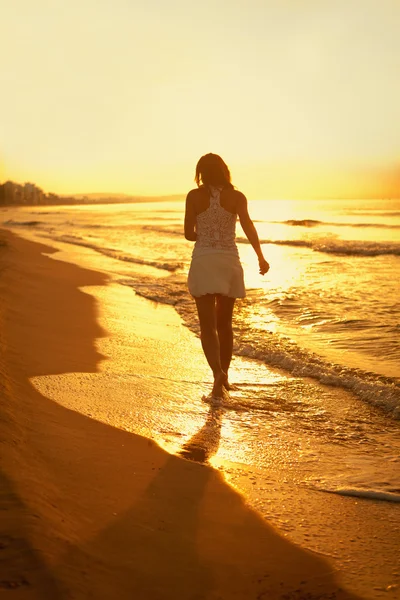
[179,400,223,464]
[0,231,365,599]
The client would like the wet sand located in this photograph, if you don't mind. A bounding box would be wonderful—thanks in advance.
[0,229,393,599]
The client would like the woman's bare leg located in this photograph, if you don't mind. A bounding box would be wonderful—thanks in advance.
[195,294,226,397]
[216,295,235,388]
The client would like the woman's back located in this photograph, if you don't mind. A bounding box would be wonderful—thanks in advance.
[192,185,239,257]
[190,185,240,216]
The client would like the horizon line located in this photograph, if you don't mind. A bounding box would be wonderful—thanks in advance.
[1,180,399,202]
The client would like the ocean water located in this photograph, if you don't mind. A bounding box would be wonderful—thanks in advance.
[2,198,400,507]
[3,197,400,381]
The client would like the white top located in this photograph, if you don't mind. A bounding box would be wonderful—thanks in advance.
[192,186,239,258]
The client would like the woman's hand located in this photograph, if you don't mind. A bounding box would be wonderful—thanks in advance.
[258,257,270,275]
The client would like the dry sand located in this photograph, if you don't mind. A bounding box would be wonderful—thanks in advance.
[0,230,376,599]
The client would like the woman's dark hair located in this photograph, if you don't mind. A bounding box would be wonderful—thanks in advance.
[195,153,234,188]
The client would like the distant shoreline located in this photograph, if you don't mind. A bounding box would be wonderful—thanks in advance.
[0,179,185,207]
[0,196,185,208]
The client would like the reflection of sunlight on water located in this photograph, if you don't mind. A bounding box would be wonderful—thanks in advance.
[240,244,305,292]
[237,244,308,339]
[236,303,280,334]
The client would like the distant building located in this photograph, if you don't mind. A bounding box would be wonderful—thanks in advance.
[0,180,52,206]
[23,182,45,205]
[0,180,96,206]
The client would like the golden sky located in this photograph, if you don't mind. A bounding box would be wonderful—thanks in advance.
[1,0,399,198]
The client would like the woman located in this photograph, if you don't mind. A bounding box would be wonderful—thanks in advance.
[185,153,270,397]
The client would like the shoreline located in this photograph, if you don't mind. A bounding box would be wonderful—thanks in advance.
[0,229,395,599]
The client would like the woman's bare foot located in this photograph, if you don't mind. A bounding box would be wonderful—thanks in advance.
[221,372,236,390]
[212,371,226,398]
[223,379,234,390]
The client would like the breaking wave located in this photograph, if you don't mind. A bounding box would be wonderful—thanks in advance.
[4,219,44,227]
[238,237,400,257]
[275,219,400,229]
[43,234,182,272]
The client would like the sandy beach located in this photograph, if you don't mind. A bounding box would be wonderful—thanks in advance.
[0,229,398,600]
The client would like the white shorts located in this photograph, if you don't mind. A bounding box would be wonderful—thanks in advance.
[188,253,246,298]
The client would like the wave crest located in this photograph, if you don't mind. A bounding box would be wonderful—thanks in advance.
[238,236,400,257]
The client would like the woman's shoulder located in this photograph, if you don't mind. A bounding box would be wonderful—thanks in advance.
[225,188,246,204]
[231,188,245,198]
[186,187,203,200]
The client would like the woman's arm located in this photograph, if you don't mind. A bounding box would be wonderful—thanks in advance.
[237,192,270,275]
[184,190,197,241]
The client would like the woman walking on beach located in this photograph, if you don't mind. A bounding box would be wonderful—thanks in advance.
[185,153,270,397]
